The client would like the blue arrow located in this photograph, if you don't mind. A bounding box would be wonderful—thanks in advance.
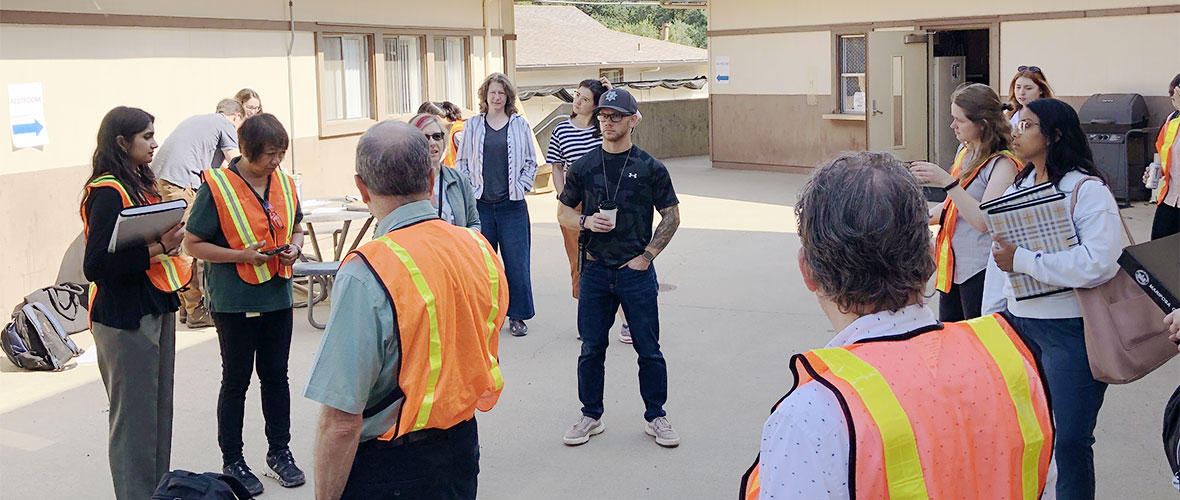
[716,75,729,82]
[12,120,43,135]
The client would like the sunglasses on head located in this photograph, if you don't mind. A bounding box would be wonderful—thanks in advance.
[1017,65,1042,73]
[424,132,446,141]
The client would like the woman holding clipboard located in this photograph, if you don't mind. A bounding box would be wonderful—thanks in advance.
[81,106,191,500]
[183,113,305,496]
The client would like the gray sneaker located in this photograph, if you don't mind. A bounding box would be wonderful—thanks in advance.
[645,416,680,447]
[563,415,605,446]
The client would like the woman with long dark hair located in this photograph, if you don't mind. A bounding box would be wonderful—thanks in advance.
[456,72,538,336]
[985,98,1122,500]
[82,106,190,499]
[910,83,1020,322]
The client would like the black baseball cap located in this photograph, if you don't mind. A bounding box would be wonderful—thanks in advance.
[595,88,638,115]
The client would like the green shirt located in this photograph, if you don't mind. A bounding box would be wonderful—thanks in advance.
[303,200,439,441]
[186,163,304,314]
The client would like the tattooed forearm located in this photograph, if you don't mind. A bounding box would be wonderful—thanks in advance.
[646,205,680,257]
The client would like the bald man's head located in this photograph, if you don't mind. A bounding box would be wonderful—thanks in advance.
[355,121,433,197]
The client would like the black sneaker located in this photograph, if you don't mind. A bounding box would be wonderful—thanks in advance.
[266,449,306,488]
[509,319,528,337]
[223,459,264,496]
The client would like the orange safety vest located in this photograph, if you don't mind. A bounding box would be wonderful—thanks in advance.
[443,119,465,168]
[345,219,509,440]
[934,148,1023,293]
[203,167,299,285]
[1155,114,1179,204]
[82,174,193,294]
[740,314,1053,500]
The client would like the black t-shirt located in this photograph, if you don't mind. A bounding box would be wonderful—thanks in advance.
[480,120,510,203]
[559,145,679,267]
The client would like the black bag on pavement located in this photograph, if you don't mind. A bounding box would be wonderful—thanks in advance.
[151,470,253,500]
[23,282,90,334]
[1164,384,1180,493]
[2,303,83,371]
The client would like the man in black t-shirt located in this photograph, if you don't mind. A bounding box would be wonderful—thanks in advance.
[556,89,682,448]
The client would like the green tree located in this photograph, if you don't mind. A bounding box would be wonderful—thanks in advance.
[563,3,708,48]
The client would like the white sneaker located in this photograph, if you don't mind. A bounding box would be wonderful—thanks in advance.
[619,324,632,344]
[645,416,680,448]
[563,415,605,446]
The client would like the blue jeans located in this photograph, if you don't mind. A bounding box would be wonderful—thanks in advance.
[577,260,667,422]
[477,199,534,320]
[1008,314,1108,500]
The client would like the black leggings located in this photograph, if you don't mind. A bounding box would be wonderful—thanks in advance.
[938,270,986,322]
[212,309,294,466]
[1151,202,1179,240]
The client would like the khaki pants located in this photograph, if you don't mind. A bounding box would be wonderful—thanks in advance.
[156,179,204,314]
[93,313,176,499]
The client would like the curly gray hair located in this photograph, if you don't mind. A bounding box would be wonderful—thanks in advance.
[796,151,935,315]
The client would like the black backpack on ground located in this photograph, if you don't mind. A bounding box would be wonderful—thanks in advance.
[2,302,82,371]
[151,470,253,500]
[1164,384,1180,493]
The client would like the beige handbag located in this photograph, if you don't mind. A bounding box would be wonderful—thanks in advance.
[1072,177,1176,384]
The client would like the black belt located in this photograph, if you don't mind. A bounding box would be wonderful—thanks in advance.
[357,418,474,452]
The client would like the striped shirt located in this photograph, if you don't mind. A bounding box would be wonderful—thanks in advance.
[455,113,538,201]
[546,120,602,173]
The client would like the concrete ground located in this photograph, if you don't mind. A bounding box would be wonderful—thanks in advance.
[2,156,1176,499]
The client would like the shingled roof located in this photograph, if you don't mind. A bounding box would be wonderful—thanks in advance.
[515,5,707,69]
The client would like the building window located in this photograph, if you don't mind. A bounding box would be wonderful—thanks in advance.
[384,36,424,115]
[322,34,372,121]
[434,37,469,108]
[839,34,866,114]
[600,68,624,83]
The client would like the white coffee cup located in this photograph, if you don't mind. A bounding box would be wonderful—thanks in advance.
[597,201,618,227]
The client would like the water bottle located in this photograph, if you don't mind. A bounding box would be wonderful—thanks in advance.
[1146,153,1162,189]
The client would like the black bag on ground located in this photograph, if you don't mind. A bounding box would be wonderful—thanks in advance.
[2,303,83,371]
[23,282,90,334]
[151,470,253,499]
[1164,384,1180,492]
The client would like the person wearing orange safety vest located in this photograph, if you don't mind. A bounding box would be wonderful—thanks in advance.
[183,114,306,496]
[1147,74,1180,240]
[82,106,191,500]
[305,121,508,500]
[443,115,465,168]
[741,152,1056,500]
[910,83,1021,323]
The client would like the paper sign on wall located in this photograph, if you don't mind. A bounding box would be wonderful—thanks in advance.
[714,56,730,84]
[9,83,49,148]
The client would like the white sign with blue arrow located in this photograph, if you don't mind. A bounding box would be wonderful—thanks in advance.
[9,82,49,149]
[714,56,730,85]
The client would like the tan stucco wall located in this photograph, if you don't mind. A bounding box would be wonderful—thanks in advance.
[710,0,1177,30]
[708,31,832,96]
[0,1,505,309]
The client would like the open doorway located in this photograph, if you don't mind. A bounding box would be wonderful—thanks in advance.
[928,29,991,173]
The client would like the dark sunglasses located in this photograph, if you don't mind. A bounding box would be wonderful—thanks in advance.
[1017,65,1042,73]
[424,132,446,141]
[597,112,633,123]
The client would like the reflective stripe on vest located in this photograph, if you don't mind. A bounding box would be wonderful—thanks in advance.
[934,149,1022,293]
[347,219,508,442]
[204,167,297,284]
[1156,116,1179,203]
[82,175,192,293]
[739,314,1052,500]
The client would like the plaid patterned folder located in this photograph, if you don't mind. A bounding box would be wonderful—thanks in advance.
[984,185,1079,301]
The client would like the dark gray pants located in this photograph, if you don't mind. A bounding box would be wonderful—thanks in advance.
[92,313,176,500]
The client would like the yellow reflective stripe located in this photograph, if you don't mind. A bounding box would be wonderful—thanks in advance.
[379,236,443,432]
[276,171,297,240]
[464,228,504,391]
[1159,118,1179,203]
[208,170,271,282]
[811,348,930,500]
[154,255,183,290]
[966,315,1046,500]
[88,176,134,206]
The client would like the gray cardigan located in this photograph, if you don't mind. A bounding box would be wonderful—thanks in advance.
[440,166,481,231]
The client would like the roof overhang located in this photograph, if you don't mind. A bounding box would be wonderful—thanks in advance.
[517,59,707,70]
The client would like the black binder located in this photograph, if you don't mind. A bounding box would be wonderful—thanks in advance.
[1117,233,1179,313]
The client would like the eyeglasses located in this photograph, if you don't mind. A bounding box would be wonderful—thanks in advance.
[424,132,446,141]
[597,112,632,123]
[245,105,262,113]
[1017,65,1042,73]
[263,201,285,231]
[1016,119,1040,133]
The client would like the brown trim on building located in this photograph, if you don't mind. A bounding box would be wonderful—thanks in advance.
[705,5,1180,37]
[0,9,506,36]
[712,161,816,174]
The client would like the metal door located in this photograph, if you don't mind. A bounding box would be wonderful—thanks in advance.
[868,31,929,162]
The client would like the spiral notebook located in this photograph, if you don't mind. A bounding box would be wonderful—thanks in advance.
[108,200,187,253]
[981,183,1078,301]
